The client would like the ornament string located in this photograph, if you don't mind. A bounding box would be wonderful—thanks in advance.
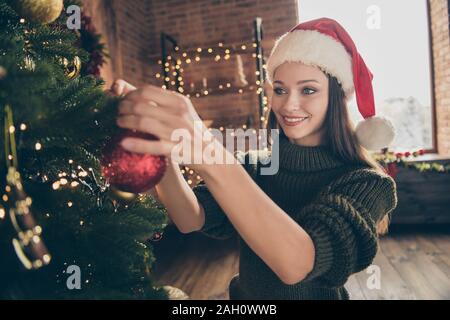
[4,104,18,169]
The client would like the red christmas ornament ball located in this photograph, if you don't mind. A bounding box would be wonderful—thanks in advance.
[101,130,168,193]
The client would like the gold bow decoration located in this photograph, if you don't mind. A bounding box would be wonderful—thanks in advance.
[61,56,81,79]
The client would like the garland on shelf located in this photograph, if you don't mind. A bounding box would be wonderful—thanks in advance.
[375,148,450,178]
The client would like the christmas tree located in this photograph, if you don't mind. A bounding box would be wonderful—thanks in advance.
[0,0,169,299]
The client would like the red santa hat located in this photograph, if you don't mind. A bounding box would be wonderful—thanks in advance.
[266,17,395,151]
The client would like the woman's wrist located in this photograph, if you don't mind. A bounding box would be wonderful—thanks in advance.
[193,140,238,180]
[166,139,237,179]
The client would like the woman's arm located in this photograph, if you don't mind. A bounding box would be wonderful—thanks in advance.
[152,159,206,234]
[194,141,315,285]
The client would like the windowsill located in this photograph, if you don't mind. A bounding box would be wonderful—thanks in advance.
[405,153,450,162]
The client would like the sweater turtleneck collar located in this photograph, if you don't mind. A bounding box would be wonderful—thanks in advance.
[275,131,345,172]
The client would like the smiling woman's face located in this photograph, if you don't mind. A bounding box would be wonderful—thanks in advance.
[271,62,329,146]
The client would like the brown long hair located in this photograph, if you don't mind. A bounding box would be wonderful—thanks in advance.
[266,74,390,235]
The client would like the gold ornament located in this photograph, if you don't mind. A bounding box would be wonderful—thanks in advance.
[3,104,51,270]
[9,0,64,25]
[109,186,138,204]
[5,167,52,270]
[62,56,81,79]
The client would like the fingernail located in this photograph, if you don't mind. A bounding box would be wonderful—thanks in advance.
[121,139,133,149]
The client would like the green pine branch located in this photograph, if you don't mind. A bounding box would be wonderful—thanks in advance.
[0,0,169,299]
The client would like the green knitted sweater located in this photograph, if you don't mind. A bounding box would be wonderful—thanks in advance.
[192,133,398,300]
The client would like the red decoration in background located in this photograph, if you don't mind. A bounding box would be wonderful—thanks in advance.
[78,14,108,78]
[385,162,399,179]
[376,148,450,177]
[101,130,168,194]
[394,149,426,159]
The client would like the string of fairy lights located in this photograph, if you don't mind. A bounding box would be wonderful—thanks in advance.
[154,40,271,132]
[2,122,112,232]
[155,35,272,187]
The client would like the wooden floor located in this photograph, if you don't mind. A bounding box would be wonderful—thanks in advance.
[152,225,450,300]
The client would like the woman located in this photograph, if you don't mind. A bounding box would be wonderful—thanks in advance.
[114,18,398,300]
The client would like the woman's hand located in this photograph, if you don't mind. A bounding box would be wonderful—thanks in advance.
[112,79,222,170]
[111,79,137,96]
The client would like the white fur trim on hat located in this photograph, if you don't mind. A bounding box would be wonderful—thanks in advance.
[355,116,396,151]
[266,30,354,97]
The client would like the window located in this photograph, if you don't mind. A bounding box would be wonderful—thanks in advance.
[298,0,434,151]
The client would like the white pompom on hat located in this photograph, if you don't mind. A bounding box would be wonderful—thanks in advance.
[266,17,395,151]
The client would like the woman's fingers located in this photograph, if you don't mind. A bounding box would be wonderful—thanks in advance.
[121,137,176,156]
[114,83,203,162]
[118,100,183,123]
[117,115,178,141]
[111,79,137,96]
[125,85,189,114]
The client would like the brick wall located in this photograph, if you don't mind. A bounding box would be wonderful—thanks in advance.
[429,0,450,155]
[83,0,298,129]
[82,0,151,87]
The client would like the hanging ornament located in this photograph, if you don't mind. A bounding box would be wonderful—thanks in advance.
[101,129,168,196]
[109,187,139,204]
[62,56,82,79]
[4,167,52,270]
[8,0,64,25]
[2,104,51,270]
